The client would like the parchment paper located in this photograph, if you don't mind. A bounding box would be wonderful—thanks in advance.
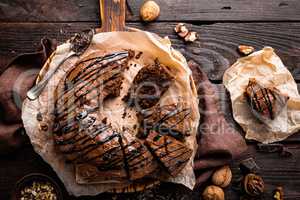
[223,47,300,143]
[22,31,200,196]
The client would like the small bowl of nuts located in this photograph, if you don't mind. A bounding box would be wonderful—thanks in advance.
[12,173,63,200]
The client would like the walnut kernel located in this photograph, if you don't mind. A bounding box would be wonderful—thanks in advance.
[243,173,265,196]
[184,31,198,42]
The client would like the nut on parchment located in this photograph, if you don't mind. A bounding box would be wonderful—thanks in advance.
[202,185,225,200]
[212,165,232,188]
[238,45,255,55]
[273,186,284,200]
[140,1,160,22]
[243,173,265,196]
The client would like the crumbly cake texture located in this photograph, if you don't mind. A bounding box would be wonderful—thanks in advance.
[22,31,200,196]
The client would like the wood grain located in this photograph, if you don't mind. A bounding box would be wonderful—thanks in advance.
[1,22,300,81]
[1,0,300,22]
[1,144,300,200]
[98,0,126,32]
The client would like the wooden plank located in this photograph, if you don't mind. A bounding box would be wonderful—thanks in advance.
[0,22,300,81]
[1,144,300,199]
[227,144,300,200]
[1,21,300,141]
[127,0,300,22]
[1,0,300,22]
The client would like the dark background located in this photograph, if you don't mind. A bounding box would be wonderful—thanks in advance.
[1,0,300,199]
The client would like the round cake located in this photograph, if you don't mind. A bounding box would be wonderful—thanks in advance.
[22,30,200,196]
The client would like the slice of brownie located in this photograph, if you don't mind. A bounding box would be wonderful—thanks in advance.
[123,60,173,110]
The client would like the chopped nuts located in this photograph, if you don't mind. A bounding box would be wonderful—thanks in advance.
[184,31,198,42]
[202,185,225,200]
[140,1,160,22]
[238,45,255,55]
[212,165,232,188]
[19,181,57,200]
[273,187,284,200]
[174,23,198,42]
[243,173,265,197]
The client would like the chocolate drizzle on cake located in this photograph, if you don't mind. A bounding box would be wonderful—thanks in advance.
[52,52,193,182]
[245,78,289,121]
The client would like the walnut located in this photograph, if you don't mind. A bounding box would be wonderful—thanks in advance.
[212,165,232,188]
[202,185,225,200]
[273,187,283,200]
[174,23,189,38]
[238,45,255,55]
[184,31,198,42]
[140,1,160,22]
[243,173,265,196]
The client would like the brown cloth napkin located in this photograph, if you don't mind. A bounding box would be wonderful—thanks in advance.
[0,41,247,189]
[0,38,56,154]
[189,60,247,189]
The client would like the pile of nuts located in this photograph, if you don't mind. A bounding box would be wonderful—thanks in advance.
[174,23,198,42]
[202,165,232,200]
[19,181,57,200]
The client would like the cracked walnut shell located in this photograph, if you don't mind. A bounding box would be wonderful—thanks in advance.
[243,173,265,196]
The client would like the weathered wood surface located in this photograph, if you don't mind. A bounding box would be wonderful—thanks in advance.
[1,144,300,200]
[1,22,300,81]
[1,0,300,199]
[1,0,300,22]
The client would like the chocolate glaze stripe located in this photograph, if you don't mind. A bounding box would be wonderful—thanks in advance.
[53,116,97,142]
[250,84,262,112]
[55,72,122,119]
[84,145,122,163]
[71,52,129,84]
[56,64,122,111]
[127,153,152,168]
[162,150,191,164]
[104,155,126,170]
[146,140,172,152]
[156,145,187,159]
[57,60,122,105]
[118,135,131,179]
[75,125,110,146]
[262,88,274,119]
[128,157,154,171]
[90,140,138,164]
[152,108,190,130]
[169,110,191,129]
[64,132,120,163]
[68,128,111,152]
[55,51,128,107]
[125,147,145,163]
[55,77,121,124]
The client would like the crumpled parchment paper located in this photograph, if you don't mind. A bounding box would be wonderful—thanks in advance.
[223,47,300,143]
[22,31,199,196]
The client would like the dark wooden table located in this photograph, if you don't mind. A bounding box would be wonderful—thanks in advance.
[1,0,300,199]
